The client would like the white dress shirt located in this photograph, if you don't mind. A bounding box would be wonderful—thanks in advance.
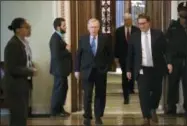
[141,29,154,67]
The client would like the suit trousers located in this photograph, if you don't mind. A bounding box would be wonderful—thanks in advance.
[167,58,187,111]
[121,66,134,101]
[7,80,29,126]
[82,68,107,119]
[137,67,163,118]
[51,76,68,115]
[28,79,32,117]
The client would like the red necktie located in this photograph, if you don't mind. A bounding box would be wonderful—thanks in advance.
[126,28,130,42]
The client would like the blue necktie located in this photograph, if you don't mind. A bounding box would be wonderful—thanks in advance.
[91,37,96,55]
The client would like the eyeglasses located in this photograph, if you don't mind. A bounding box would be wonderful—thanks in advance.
[138,22,148,25]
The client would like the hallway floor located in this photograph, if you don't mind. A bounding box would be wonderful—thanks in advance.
[1,93,187,125]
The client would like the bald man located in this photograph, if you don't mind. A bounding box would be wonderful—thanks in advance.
[115,13,139,104]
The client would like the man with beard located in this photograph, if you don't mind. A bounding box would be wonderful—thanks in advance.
[165,2,187,116]
[49,18,72,117]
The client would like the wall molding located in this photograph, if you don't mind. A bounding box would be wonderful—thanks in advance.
[61,1,65,17]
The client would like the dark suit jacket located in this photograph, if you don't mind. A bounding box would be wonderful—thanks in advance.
[49,32,72,77]
[115,25,139,67]
[75,34,113,79]
[126,29,171,79]
[4,36,33,94]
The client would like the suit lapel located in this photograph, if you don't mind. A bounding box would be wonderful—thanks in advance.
[85,35,94,56]
[96,35,101,56]
[131,26,137,34]
[130,26,133,34]
[14,36,26,52]
[137,32,142,56]
[150,29,156,50]
[13,36,27,62]
[54,32,65,44]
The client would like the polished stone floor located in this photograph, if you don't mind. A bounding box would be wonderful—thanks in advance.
[1,93,187,126]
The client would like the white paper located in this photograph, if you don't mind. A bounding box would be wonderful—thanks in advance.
[139,69,143,75]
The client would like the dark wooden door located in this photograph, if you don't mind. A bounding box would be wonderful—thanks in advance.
[95,0,116,71]
[70,0,96,112]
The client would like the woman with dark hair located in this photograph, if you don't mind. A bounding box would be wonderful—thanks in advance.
[4,17,37,126]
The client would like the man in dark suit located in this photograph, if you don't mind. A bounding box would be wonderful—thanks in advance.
[126,14,172,125]
[4,18,37,126]
[115,13,139,104]
[49,18,72,117]
[75,18,113,125]
[165,2,187,115]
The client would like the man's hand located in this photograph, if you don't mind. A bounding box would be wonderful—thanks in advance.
[126,72,132,80]
[115,58,120,67]
[167,64,173,74]
[32,67,38,76]
[28,67,38,76]
[74,72,80,80]
[66,44,71,51]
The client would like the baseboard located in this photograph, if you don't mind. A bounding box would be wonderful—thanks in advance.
[0,108,50,118]
[0,108,9,116]
[31,104,50,114]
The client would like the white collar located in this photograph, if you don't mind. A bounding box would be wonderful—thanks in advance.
[142,29,151,35]
[90,35,98,39]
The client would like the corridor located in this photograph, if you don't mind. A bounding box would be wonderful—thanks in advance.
[1,87,186,125]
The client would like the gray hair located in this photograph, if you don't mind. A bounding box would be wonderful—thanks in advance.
[87,18,100,26]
